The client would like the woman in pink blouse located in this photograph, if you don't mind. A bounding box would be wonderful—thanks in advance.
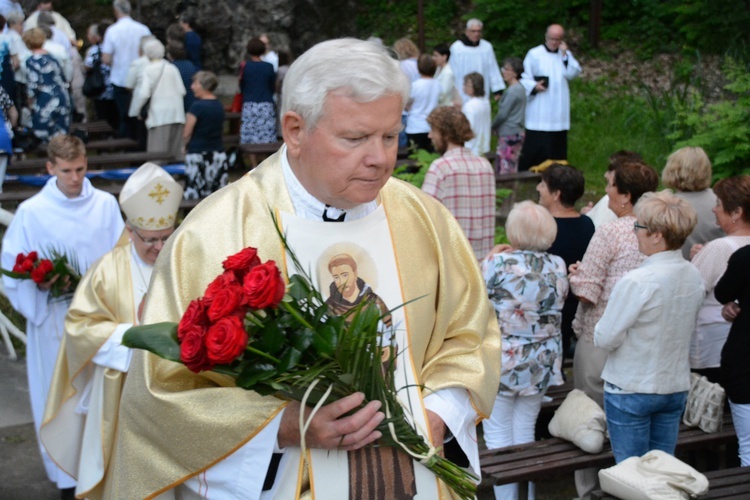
[569,160,659,405]
[567,159,658,497]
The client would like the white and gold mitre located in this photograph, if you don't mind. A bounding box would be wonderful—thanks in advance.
[119,162,183,230]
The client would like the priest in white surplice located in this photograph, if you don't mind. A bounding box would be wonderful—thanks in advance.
[1,135,124,498]
[41,163,183,500]
[449,19,504,104]
[518,24,582,171]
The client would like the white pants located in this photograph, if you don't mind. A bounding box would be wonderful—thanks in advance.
[483,393,543,500]
[729,399,750,466]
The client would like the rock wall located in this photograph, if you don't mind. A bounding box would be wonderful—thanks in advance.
[55,0,358,73]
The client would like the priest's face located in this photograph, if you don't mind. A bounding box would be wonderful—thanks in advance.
[466,25,482,43]
[46,156,87,198]
[127,225,175,266]
[284,93,403,209]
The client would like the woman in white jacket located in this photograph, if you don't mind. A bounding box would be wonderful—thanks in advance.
[130,39,185,159]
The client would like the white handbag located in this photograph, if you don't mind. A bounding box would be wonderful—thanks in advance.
[683,372,725,433]
[598,450,709,500]
[548,388,607,453]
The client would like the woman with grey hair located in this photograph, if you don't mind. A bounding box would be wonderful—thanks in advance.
[662,146,724,259]
[595,190,704,463]
[482,200,568,499]
[130,38,185,159]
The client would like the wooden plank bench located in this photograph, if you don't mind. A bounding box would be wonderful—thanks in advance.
[0,182,203,212]
[591,466,750,499]
[71,120,115,138]
[237,141,283,155]
[480,412,737,486]
[85,137,140,153]
[7,151,177,175]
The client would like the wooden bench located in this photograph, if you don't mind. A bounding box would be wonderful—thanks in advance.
[237,141,283,155]
[85,137,140,153]
[7,151,177,175]
[480,413,737,487]
[591,466,750,499]
[0,181,203,212]
[71,120,115,138]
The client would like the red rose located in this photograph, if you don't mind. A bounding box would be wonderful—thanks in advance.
[15,253,24,266]
[20,258,35,273]
[204,271,240,306]
[30,266,47,283]
[204,315,248,365]
[178,298,209,342]
[207,283,246,321]
[38,259,54,274]
[243,260,285,309]
[27,251,38,262]
[180,328,213,373]
[222,247,261,277]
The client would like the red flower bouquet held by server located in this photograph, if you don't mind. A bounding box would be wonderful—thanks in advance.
[2,249,81,298]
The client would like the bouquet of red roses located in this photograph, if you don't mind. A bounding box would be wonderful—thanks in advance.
[2,249,81,298]
[124,241,478,498]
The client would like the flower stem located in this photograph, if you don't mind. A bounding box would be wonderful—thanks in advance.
[281,302,315,330]
[245,345,281,363]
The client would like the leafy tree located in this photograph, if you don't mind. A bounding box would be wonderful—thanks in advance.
[672,58,750,178]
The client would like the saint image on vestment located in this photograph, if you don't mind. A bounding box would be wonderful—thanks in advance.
[320,248,416,499]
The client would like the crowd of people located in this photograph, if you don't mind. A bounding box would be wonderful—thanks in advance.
[0,4,748,500]
[0,0,292,201]
[394,19,580,177]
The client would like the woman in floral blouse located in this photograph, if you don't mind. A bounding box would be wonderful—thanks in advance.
[482,200,568,500]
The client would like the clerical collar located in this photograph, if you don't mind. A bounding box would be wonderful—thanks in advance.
[280,146,378,222]
[543,44,559,53]
[459,35,480,47]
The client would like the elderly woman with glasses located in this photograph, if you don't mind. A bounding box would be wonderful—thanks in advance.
[594,190,704,463]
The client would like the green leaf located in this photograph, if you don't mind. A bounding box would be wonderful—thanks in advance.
[278,347,303,372]
[122,322,181,362]
[255,318,285,355]
[236,361,277,389]
[312,323,338,357]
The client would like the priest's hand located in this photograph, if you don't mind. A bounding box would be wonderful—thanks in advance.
[278,392,384,451]
[426,410,446,457]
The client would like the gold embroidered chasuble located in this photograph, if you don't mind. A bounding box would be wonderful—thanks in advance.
[41,239,135,499]
[103,151,501,499]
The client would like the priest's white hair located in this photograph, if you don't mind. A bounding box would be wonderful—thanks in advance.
[466,18,483,29]
[281,38,409,129]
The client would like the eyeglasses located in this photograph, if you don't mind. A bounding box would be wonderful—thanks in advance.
[633,222,649,233]
[546,36,564,42]
[132,227,173,246]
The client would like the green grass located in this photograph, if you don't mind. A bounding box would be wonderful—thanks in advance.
[568,79,673,204]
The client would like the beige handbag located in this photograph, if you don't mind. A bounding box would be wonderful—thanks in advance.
[548,388,607,453]
[682,372,725,433]
[598,450,709,500]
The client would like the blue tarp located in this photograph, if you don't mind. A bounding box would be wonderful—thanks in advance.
[7,164,186,186]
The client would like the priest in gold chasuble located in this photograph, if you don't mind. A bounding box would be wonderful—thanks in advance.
[103,39,501,499]
[40,163,183,500]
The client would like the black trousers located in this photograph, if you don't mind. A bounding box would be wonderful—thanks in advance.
[518,129,567,171]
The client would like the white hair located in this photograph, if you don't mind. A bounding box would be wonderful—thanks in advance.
[281,38,409,129]
[506,200,557,251]
[113,0,131,15]
[143,38,165,60]
[6,11,23,27]
[466,19,483,29]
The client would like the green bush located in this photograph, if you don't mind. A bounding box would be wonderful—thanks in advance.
[671,58,750,179]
